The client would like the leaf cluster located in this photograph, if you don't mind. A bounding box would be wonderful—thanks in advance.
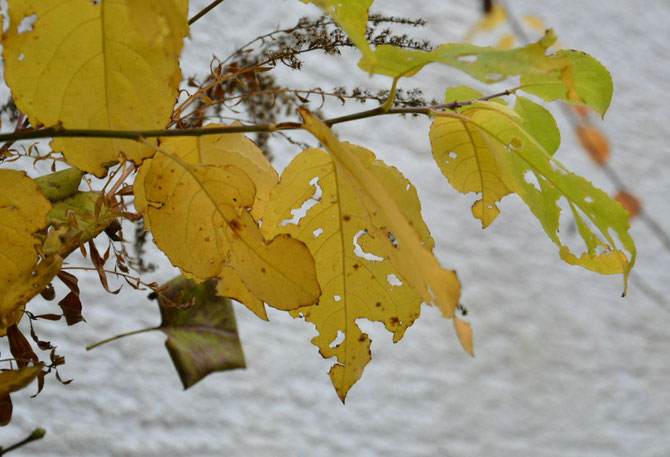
[0,0,636,432]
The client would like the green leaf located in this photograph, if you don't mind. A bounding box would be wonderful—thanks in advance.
[42,192,117,257]
[157,276,246,389]
[359,30,560,81]
[34,168,83,202]
[359,30,612,116]
[513,96,560,155]
[430,102,635,290]
[520,50,613,116]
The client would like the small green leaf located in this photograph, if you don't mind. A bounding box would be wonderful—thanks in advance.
[34,168,83,202]
[157,276,246,389]
[520,50,613,116]
[513,96,561,155]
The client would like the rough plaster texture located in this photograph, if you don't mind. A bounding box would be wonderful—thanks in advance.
[1,1,669,456]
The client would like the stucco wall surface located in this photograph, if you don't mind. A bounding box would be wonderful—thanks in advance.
[1,1,669,456]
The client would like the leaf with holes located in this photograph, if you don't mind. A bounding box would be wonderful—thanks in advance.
[262,145,436,401]
[134,129,320,313]
[431,100,635,291]
[2,0,189,176]
[358,30,612,115]
[156,276,245,389]
[296,111,469,399]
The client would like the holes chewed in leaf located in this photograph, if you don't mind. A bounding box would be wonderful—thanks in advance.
[353,230,384,262]
[329,330,345,348]
[17,14,37,34]
[313,227,324,238]
[280,177,322,226]
[457,54,478,64]
[386,274,403,287]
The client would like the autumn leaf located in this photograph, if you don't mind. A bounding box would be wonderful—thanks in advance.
[155,276,245,389]
[0,170,58,334]
[430,100,635,290]
[134,129,320,313]
[0,365,43,398]
[2,0,189,176]
[262,146,434,401]
[0,364,43,426]
[297,111,469,398]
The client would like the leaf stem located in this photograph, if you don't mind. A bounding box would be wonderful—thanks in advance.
[86,327,160,351]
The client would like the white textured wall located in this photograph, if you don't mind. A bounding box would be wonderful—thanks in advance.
[2,1,669,455]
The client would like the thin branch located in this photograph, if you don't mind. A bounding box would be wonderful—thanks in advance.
[188,0,225,26]
[0,88,518,143]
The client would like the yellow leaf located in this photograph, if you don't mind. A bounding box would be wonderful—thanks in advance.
[0,365,44,397]
[2,0,189,176]
[430,107,512,228]
[299,110,462,338]
[453,317,474,356]
[432,102,635,291]
[262,146,433,401]
[0,170,59,334]
[135,124,278,229]
[135,133,320,312]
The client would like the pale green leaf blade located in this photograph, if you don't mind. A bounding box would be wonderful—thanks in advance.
[520,50,613,116]
[513,96,561,155]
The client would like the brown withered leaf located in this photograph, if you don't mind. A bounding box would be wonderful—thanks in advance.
[58,292,85,326]
[0,393,12,426]
[7,326,38,368]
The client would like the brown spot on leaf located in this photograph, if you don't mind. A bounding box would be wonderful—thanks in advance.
[343,215,351,222]
[389,317,400,325]
[229,219,242,233]
[353,263,360,270]
[375,302,381,307]
[358,335,366,342]
[261,268,266,274]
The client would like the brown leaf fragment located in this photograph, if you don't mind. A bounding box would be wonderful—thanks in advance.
[0,393,12,426]
[7,326,38,368]
[57,271,80,296]
[58,292,85,326]
[576,125,610,165]
[39,283,56,301]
